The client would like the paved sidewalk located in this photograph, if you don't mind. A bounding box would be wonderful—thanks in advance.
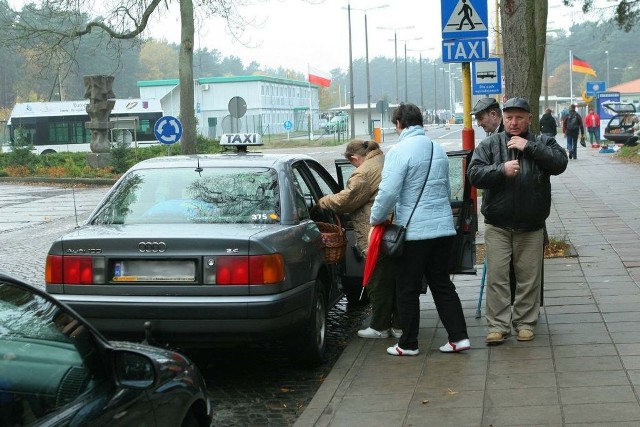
[296,146,640,426]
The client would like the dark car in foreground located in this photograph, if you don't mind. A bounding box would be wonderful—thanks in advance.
[0,272,212,426]
[45,134,476,365]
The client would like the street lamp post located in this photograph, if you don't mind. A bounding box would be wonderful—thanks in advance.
[347,4,355,138]
[440,66,448,121]
[348,4,388,137]
[433,62,437,120]
[378,25,414,104]
[613,66,633,86]
[395,37,422,103]
[605,50,610,85]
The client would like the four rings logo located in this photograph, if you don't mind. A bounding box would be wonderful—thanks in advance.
[138,241,167,253]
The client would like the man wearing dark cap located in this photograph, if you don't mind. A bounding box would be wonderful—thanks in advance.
[467,97,568,345]
[471,97,504,135]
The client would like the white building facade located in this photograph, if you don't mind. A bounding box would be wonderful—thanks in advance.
[137,75,321,137]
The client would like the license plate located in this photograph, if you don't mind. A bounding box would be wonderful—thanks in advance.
[113,260,196,282]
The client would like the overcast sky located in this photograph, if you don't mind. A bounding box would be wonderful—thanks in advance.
[11,0,602,75]
[148,0,600,74]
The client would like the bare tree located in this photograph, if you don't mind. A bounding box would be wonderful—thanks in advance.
[500,0,548,131]
[0,0,255,154]
[564,0,640,31]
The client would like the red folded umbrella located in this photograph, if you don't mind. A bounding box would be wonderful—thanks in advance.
[362,222,387,293]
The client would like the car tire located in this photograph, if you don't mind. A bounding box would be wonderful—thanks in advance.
[180,409,200,427]
[292,279,327,367]
[625,136,639,147]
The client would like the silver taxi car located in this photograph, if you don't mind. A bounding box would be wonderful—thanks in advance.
[45,135,476,365]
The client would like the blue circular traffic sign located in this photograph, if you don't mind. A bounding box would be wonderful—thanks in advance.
[154,115,183,145]
[283,120,293,131]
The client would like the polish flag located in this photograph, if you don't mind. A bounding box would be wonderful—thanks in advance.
[308,66,331,87]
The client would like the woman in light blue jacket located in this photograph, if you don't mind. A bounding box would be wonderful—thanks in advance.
[370,103,470,356]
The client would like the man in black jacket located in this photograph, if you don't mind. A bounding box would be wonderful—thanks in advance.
[467,97,568,345]
[471,97,504,135]
[540,108,557,137]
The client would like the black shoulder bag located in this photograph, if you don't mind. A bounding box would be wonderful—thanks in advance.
[380,144,434,257]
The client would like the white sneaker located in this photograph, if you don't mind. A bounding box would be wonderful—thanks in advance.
[358,327,390,339]
[391,328,403,338]
[439,338,471,353]
[386,344,419,356]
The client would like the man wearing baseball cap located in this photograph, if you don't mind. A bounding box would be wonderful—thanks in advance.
[470,97,504,135]
[467,97,568,345]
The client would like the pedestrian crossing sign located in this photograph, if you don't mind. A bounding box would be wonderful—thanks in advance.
[441,0,488,40]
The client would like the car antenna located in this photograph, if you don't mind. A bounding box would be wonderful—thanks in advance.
[195,157,203,175]
[71,185,80,229]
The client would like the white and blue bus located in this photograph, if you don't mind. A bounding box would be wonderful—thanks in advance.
[6,99,163,154]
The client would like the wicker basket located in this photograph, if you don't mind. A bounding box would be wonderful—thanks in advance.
[316,219,347,264]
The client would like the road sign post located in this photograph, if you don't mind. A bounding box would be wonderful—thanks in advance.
[284,120,293,140]
[154,115,183,145]
[441,0,489,219]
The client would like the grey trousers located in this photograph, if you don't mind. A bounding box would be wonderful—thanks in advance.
[485,224,544,334]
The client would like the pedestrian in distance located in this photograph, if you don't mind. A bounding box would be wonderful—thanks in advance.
[584,107,600,145]
[467,97,568,345]
[562,104,585,159]
[540,108,558,137]
[318,140,402,340]
[471,97,504,136]
[370,102,470,356]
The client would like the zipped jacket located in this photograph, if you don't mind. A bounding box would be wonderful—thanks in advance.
[370,126,455,241]
[467,131,568,231]
[318,148,384,252]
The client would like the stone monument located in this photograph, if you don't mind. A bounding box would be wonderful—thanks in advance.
[84,75,115,168]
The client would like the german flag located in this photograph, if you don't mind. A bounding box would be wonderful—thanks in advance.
[572,55,597,77]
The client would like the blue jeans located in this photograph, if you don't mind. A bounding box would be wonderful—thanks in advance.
[566,132,579,158]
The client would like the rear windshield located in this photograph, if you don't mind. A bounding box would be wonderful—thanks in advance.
[91,167,280,225]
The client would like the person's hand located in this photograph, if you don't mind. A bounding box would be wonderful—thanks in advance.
[507,135,526,151]
[505,159,520,178]
[317,196,329,209]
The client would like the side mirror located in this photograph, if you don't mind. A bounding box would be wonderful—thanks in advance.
[113,350,156,389]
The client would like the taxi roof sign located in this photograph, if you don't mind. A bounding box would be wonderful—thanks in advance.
[220,133,263,146]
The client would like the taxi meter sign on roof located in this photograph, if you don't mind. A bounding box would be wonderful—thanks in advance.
[220,133,263,146]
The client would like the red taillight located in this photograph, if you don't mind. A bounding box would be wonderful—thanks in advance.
[216,257,249,285]
[216,254,284,285]
[45,255,94,285]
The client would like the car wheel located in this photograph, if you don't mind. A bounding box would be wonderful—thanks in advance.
[292,279,327,367]
[180,409,200,427]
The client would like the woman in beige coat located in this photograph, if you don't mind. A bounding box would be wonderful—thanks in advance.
[318,139,401,339]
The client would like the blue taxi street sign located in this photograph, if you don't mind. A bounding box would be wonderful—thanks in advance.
[283,120,293,131]
[442,38,489,63]
[586,81,607,96]
[441,0,488,40]
[154,115,183,145]
[472,58,501,95]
